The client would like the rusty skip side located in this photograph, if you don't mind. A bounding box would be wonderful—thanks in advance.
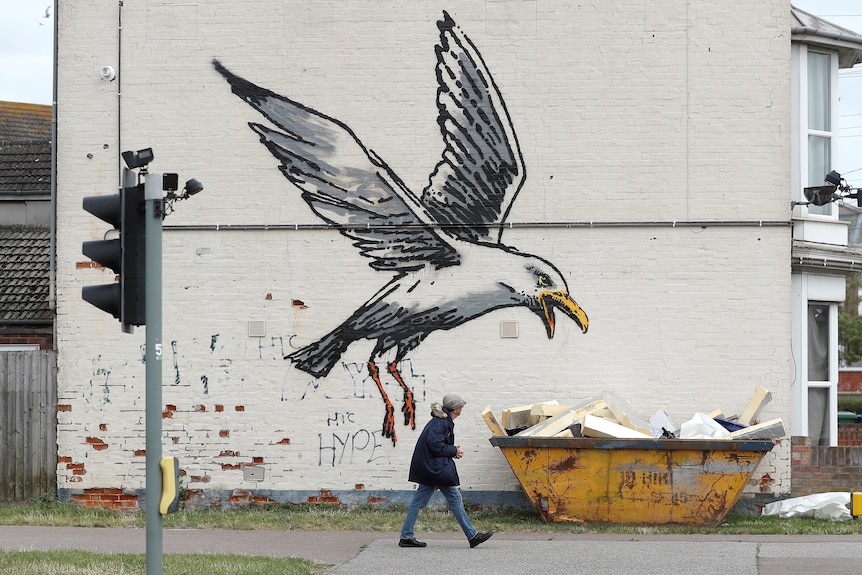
[489,436,775,526]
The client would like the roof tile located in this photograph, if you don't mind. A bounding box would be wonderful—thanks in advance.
[0,141,52,192]
[0,226,53,321]
[0,102,52,142]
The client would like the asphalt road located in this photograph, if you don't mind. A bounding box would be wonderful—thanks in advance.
[1,526,860,574]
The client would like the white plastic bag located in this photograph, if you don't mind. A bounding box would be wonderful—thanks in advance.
[761,492,851,521]
[649,409,677,438]
[679,412,731,439]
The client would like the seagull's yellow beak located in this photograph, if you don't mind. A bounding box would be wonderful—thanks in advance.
[538,290,589,339]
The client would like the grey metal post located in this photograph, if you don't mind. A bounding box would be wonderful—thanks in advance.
[143,172,164,575]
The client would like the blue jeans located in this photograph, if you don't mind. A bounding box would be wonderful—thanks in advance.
[400,484,477,540]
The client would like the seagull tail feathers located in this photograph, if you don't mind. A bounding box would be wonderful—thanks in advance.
[286,330,351,378]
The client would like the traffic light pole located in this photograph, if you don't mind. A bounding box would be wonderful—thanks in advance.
[84,154,196,574]
[143,172,164,575]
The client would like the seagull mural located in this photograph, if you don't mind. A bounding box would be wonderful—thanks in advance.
[214,11,589,445]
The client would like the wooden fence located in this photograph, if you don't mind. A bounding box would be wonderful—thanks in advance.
[0,351,57,502]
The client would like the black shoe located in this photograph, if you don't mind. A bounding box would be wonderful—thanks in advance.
[399,537,427,548]
[469,531,493,548]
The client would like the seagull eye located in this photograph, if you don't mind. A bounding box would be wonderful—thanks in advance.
[537,274,552,288]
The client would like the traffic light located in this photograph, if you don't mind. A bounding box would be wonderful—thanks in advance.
[82,174,147,331]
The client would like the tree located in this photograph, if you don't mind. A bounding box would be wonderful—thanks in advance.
[839,274,862,367]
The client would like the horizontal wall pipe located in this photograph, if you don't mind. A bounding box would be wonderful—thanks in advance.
[164,220,792,233]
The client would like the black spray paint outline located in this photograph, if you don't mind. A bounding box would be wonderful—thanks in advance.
[214,11,589,445]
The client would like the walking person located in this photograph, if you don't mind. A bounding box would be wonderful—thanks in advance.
[399,394,493,549]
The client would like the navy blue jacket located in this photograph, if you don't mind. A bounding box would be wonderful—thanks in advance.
[408,406,460,487]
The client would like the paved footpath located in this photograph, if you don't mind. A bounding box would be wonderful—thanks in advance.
[2,526,862,574]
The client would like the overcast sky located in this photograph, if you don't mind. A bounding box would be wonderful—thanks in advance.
[0,0,53,105]
[0,1,859,179]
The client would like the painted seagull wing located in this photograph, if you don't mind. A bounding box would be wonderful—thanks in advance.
[421,11,526,245]
[214,60,459,272]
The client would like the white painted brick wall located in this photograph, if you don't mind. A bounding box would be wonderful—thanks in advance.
[55,0,792,500]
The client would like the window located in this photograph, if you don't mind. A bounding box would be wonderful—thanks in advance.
[0,344,40,351]
[807,302,835,446]
[805,51,835,216]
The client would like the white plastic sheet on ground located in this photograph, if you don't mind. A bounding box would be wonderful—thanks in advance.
[761,492,852,521]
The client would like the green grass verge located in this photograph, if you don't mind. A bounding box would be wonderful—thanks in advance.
[0,550,323,575]
[2,501,862,535]
[2,502,862,575]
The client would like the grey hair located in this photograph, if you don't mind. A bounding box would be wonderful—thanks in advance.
[442,394,466,410]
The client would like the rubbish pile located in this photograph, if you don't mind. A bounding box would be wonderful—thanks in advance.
[762,492,853,521]
[482,387,785,441]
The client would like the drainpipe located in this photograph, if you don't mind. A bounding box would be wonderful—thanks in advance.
[49,0,58,344]
[117,1,123,188]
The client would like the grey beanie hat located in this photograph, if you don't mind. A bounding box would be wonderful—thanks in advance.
[442,394,466,410]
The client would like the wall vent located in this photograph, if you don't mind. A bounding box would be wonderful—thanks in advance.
[243,466,265,481]
[500,320,519,338]
[248,320,266,338]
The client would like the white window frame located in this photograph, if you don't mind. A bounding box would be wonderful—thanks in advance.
[791,274,842,446]
[796,46,839,220]
[806,301,838,446]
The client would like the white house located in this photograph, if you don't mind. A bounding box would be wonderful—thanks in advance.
[790,6,862,446]
[51,1,862,510]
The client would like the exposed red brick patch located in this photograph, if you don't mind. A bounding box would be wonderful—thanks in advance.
[355,484,365,490]
[86,437,109,451]
[166,404,177,412]
[235,406,245,412]
[134,449,146,457]
[162,411,173,419]
[307,489,339,504]
[252,456,264,464]
[58,456,72,463]
[98,424,107,431]
[367,496,387,505]
[215,404,224,412]
[227,489,277,508]
[219,430,230,438]
[219,450,239,457]
[76,261,103,269]
[757,473,775,492]
[195,404,206,412]
[98,488,124,495]
[70,488,138,511]
[221,464,241,471]
[276,438,291,445]
[183,489,205,506]
[57,404,72,412]
[265,293,273,300]
[190,475,211,483]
